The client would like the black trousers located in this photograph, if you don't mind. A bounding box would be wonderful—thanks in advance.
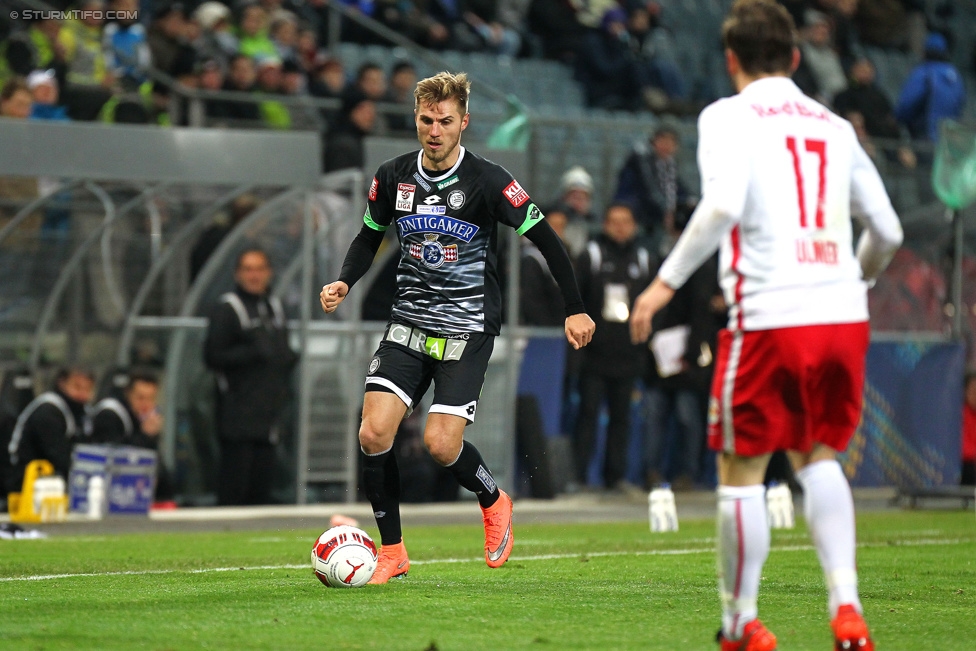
[217,439,276,506]
[573,373,636,487]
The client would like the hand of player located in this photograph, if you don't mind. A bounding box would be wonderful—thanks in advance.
[320,281,349,314]
[630,278,676,344]
[565,313,596,350]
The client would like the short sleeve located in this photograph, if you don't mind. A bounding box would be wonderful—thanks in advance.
[697,102,749,224]
[365,164,396,232]
[489,166,539,232]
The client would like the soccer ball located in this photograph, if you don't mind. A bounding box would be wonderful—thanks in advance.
[311,525,378,588]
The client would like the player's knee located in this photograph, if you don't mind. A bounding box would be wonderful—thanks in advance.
[424,431,460,466]
[358,424,391,455]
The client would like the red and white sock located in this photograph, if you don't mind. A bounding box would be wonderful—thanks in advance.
[717,484,769,639]
[796,459,861,617]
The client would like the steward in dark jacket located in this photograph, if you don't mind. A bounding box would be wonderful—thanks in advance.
[203,249,300,505]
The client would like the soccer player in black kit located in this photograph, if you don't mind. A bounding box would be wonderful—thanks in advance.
[321,71,596,583]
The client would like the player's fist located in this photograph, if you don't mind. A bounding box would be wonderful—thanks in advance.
[565,313,596,350]
[320,281,349,314]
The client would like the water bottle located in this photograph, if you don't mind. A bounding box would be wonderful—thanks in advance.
[87,475,105,520]
[648,483,679,532]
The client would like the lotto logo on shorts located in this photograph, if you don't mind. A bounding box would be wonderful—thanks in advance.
[396,183,416,212]
[368,177,378,201]
[503,180,529,207]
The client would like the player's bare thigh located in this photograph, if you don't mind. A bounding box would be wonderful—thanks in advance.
[717,452,772,487]
[424,412,467,465]
[359,391,409,454]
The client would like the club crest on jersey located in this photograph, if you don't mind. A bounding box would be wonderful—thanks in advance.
[396,214,479,242]
[503,180,529,207]
[396,183,416,212]
[410,234,458,269]
[447,190,465,209]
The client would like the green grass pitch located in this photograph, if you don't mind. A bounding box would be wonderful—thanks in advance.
[1,511,974,650]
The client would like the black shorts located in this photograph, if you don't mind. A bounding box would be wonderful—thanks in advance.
[365,322,494,423]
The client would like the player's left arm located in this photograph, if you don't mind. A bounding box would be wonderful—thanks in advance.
[498,174,594,348]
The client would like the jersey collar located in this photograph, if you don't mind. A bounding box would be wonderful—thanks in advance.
[415,146,466,182]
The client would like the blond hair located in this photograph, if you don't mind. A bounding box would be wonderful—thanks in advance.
[414,71,471,115]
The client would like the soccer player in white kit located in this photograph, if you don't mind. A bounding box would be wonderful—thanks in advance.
[630,1,903,650]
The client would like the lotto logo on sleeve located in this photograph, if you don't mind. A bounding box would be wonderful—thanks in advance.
[368,177,378,201]
[503,180,529,207]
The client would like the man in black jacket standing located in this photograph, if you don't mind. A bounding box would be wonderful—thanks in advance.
[204,248,300,506]
[572,203,654,491]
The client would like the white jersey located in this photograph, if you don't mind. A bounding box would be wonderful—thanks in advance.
[658,77,903,331]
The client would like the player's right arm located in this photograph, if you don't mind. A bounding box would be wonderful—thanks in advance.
[320,173,393,314]
[849,132,904,283]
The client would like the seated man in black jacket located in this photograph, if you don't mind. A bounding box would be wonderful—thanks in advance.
[90,369,174,503]
[6,367,94,494]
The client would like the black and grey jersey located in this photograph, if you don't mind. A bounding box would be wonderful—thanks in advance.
[364,146,544,335]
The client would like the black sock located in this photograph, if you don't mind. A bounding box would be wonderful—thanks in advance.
[445,442,500,508]
[361,447,403,546]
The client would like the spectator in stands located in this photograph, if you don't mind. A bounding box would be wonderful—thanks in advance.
[27,69,68,121]
[270,11,300,65]
[895,33,966,142]
[520,207,569,327]
[1,77,33,119]
[574,7,644,111]
[526,0,586,64]
[281,59,319,131]
[57,0,114,121]
[0,18,67,89]
[572,203,653,492]
[624,4,687,112]
[147,3,190,77]
[354,61,388,102]
[254,55,292,129]
[853,0,920,53]
[238,4,278,60]
[834,57,917,170]
[103,0,151,90]
[799,10,847,105]
[613,125,690,255]
[295,26,319,73]
[642,204,720,491]
[309,55,347,127]
[90,369,175,504]
[963,370,976,486]
[463,0,525,57]
[6,366,94,493]
[192,1,237,68]
[204,248,300,506]
[414,0,487,52]
[323,88,376,172]
[219,54,262,123]
[386,60,417,134]
[554,165,597,257]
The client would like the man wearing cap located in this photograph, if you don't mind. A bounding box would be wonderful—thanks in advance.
[27,70,68,121]
[555,165,598,257]
[895,32,966,142]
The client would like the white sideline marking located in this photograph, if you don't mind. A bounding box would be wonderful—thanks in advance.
[1,537,970,583]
